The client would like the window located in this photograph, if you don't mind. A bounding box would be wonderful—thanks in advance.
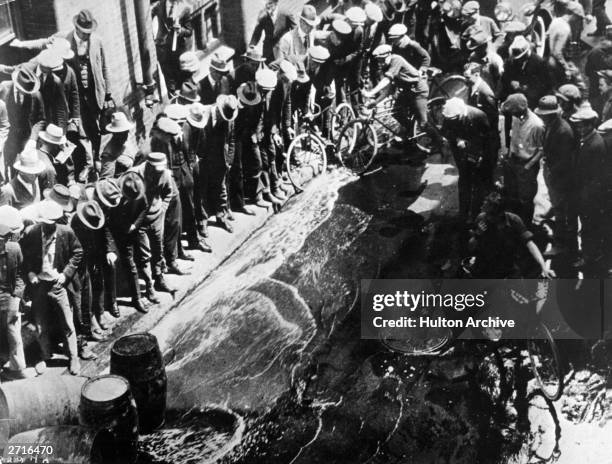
[0,0,16,45]
[203,2,219,45]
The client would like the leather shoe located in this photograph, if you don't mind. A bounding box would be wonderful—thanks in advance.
[189,240,212,253]
[107,303,120,319]
[253,198,271,209]
[167,261,189,275]
[272,189,287,201]
[198,222,209,238]
[236,206,256,216]
[227,210,235,221]
[178,251,195,261]
[96,315,109,330]
[132,298,149,314]
[145,286,160,304]
[217,216,234,233]
[154,277,176,294]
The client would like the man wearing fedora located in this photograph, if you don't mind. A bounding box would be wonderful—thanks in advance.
[0,145,45,210]
[275,4,319,63]
[182,103,214,250]
[535,95,578,257]
[465,30,504,95]
[21,199,83,375]
[37,123,77,189]
[464,62,500,156]
[177,52,202,89]
[0,67,45,179]
[570,105,611,276]
[44,184,76,225]
[250,0,295,63]
[174,81,201,106]
[0,206,35,380]
[150,116,195,272]
[201,95,239,233]
[130,152,176,301]
[236,81,271,210]
[108,171,149,314]
[69,200,108,361]
[233,46,267,88]
[100,112,136,179]
[11,9,112,159]
[199,53,235,105]
[153,0,194,93]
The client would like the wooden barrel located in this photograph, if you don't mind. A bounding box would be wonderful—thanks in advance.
[3,426,114,464]
[0,375,87,446]
[110,333,167,433]
[79,375,139,464]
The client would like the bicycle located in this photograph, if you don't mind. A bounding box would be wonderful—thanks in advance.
[335,67,468,175]
[285,103,331,193]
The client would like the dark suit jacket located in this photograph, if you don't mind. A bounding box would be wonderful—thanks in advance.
[467,79,500,150]
[502,53,552,108]
[153,0,194,53]
[39,65,81,130]
[249,9,293,62]
[1,241,26,302]
[204,115,236,169]
[70,214,117,265]
[198,74,234,105]
[20,223,83,283]
[442,105,491,158]
[542,116,576,191]
[0,82,45,163]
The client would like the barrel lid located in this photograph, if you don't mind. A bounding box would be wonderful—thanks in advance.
[112,333,158,357]
[82,375,129,402]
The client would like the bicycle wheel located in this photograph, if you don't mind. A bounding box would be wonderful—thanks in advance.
[527,322,564,401]
[336,119,378,175]
[430,75,469,102]
[331,102,356,144]
[286,132,327,192]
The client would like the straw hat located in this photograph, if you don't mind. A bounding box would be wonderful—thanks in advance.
[442,97,467,118]
[12,66,40,94]
[216,94,239,122]
[345,7,367,26]
[105,112,134,133]
[309,45,330,63]
[209,53,230,73]
[365,3,384,23]
[37,200,64,224]
[179,51,200,73]
[44,184,76,213]
[256,68,278,90]
[77,200,105,230]
[0,206,24,236]
[176,81,201,103]
[13,146,46,175]
[387,23,408,39]
[237,81,263,106]
[300,5,320,26]
[49,37,75,60]
[39,124,66,145]
[146,152,167,170]
[37,49,64,71]
[164,103,189,122]
[186,103,209,128]
[156,116,182,135]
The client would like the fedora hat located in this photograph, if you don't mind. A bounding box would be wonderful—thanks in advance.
[0,206,23,236]
[209,53,230,73]
[12,67,40,95]
[176,81,200,103]
[534,95,561,116]
[216,94,239,122]
[569,105,599,123]
[13,146,45,175]
[242,46,266,62]
[38,200,64,224]
[73,9,98,33]
[119,171,145,201]
[300,5,320,26]
[77,200,105,230]
[105,112,134,133]
[37,49,64,71]
[39,124,67,145]
[237,81,263,107]
[44,184,75,212]
[94,178,121,208]
[49,37,75,60]
[186,102,210,128]
[179,51,200,73]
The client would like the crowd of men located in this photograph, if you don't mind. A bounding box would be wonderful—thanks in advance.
[0,0,611,378]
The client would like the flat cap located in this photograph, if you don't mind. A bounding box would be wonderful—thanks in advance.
[345,7,366,25]
[461,0,480,15]
[556,83,581,102]
[365,3,383,22]
[388,23,408,38]
[332,19,352,35]
[372,44,392,57]
[501,93,529,113]
[309,45,330,63]
[156,116,181,135]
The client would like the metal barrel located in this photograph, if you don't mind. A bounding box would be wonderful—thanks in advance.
[79,375,139,464]
[3,426,114,464]
[110,333,167,434]
[0,375,87,446]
